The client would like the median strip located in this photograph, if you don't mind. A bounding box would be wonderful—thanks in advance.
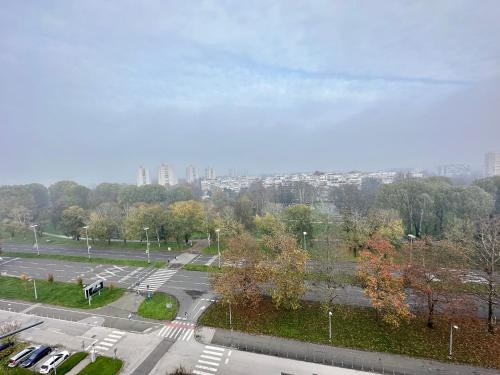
[2,251,165,268]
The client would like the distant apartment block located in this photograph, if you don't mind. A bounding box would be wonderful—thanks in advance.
[186,164,199,183]
[137,166,150,186]
[437,164,471,178]
[485,152,500,177]
[205,167,216,180]
[158,163,177,186]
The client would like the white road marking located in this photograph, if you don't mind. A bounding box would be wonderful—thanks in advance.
[112,330,125,335]
[205,345,224,352]
[198,360,219,367]
[108,334,122,339]
[100,342,113,347]
[200,354,221,361]
[104,338,117,343]
[224,358,229,365]
[203,350,223,357]
[193,370,214,375]
[195,365,218,372]
[227,350,232,356]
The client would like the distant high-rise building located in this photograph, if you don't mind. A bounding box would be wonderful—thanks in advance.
[186,164,199,184]
[485,152,500,177]
[137,166,150,186]
[437,164,471,178]
[158,164,177,186]
[205,167,216,180]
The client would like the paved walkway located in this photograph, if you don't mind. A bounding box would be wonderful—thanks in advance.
[201,328,498,375]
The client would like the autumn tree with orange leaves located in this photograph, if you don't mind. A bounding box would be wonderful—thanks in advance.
[358,235,412,327]
[212,233,269,310]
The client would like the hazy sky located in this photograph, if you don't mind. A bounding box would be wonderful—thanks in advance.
[1,1,500,186]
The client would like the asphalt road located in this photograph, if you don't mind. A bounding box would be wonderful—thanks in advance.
[2,242,184,262]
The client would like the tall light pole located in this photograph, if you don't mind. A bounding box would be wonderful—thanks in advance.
[144,227,150,264]
[216,229,221,269]
[29,278,38,300]
[328,311,333,342]
[407,234,416,264]
[303,231,307,251]
[448,324,459,358]
[83,226,91,260]
[30,224,39,256]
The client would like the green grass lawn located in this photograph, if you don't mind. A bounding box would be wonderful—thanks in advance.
[0,276,124,309]
[199,299,500,369]
[137,292,178,320]
[201,244,220,255]
[0,342,31,375]
[76,356,123,375]
[3,251,165,268]
[2,231,187,251]
[183,264,221,273]
[56,352,88,375]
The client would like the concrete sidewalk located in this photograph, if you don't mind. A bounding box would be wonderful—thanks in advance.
[200,328,498,375]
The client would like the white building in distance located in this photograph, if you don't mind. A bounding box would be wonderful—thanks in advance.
[186,164,199,184]
[205,167,216,180]
[137,166,150,186]
[158,164,177,186]
[485,152,500,177]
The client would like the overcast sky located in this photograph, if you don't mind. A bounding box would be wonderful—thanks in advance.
[1,1,500,186]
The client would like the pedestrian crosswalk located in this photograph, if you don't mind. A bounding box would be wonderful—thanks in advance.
[193,345,229,375]
[92,330,125,353]
[157,319,195,341]
[137,268,177,291]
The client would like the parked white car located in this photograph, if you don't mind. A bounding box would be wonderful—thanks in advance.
[8,345,40,368]
[39,350,70,374]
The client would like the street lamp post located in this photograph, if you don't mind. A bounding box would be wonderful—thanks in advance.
[328,311,333,342]
[30,224,39,256]
[303,231,308,272]
[229,302,232,328]
[216,229,221,269]
[144,227,150,264]
[29,278,38,300]
[83,226,91,260]
[448,323,459,358]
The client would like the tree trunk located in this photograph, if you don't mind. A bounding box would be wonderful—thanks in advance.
[488,281,495,334]
[108,238,111,245]
[427,293,434,328]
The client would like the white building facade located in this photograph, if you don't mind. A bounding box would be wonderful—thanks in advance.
[137,166,150,186]
[205,167,216,180]
[485,152,500,177]
[158,164,177,186]
[186,164,199,183]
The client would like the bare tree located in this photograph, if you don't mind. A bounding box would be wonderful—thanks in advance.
[451,216,500,333]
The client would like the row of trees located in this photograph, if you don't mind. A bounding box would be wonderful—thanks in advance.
[59,200,205,245]
[357,215,499,333]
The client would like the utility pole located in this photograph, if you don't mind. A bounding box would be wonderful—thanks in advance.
[144,227,150,264]
[448,323,459,358]
[216,229,221,269]
[30,224,39,256]
[83,226,91,260]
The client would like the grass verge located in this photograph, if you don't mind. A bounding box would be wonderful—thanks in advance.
[76,356,123,375]
[2,231,187,251]
[137,292,178,320]
[0,276,124,309]
[56,352,88,375]
[183,264,221,273]
[0,342,31,374]
[3,251,165,268]
[201,245,220,255]
[199,299,500,369]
